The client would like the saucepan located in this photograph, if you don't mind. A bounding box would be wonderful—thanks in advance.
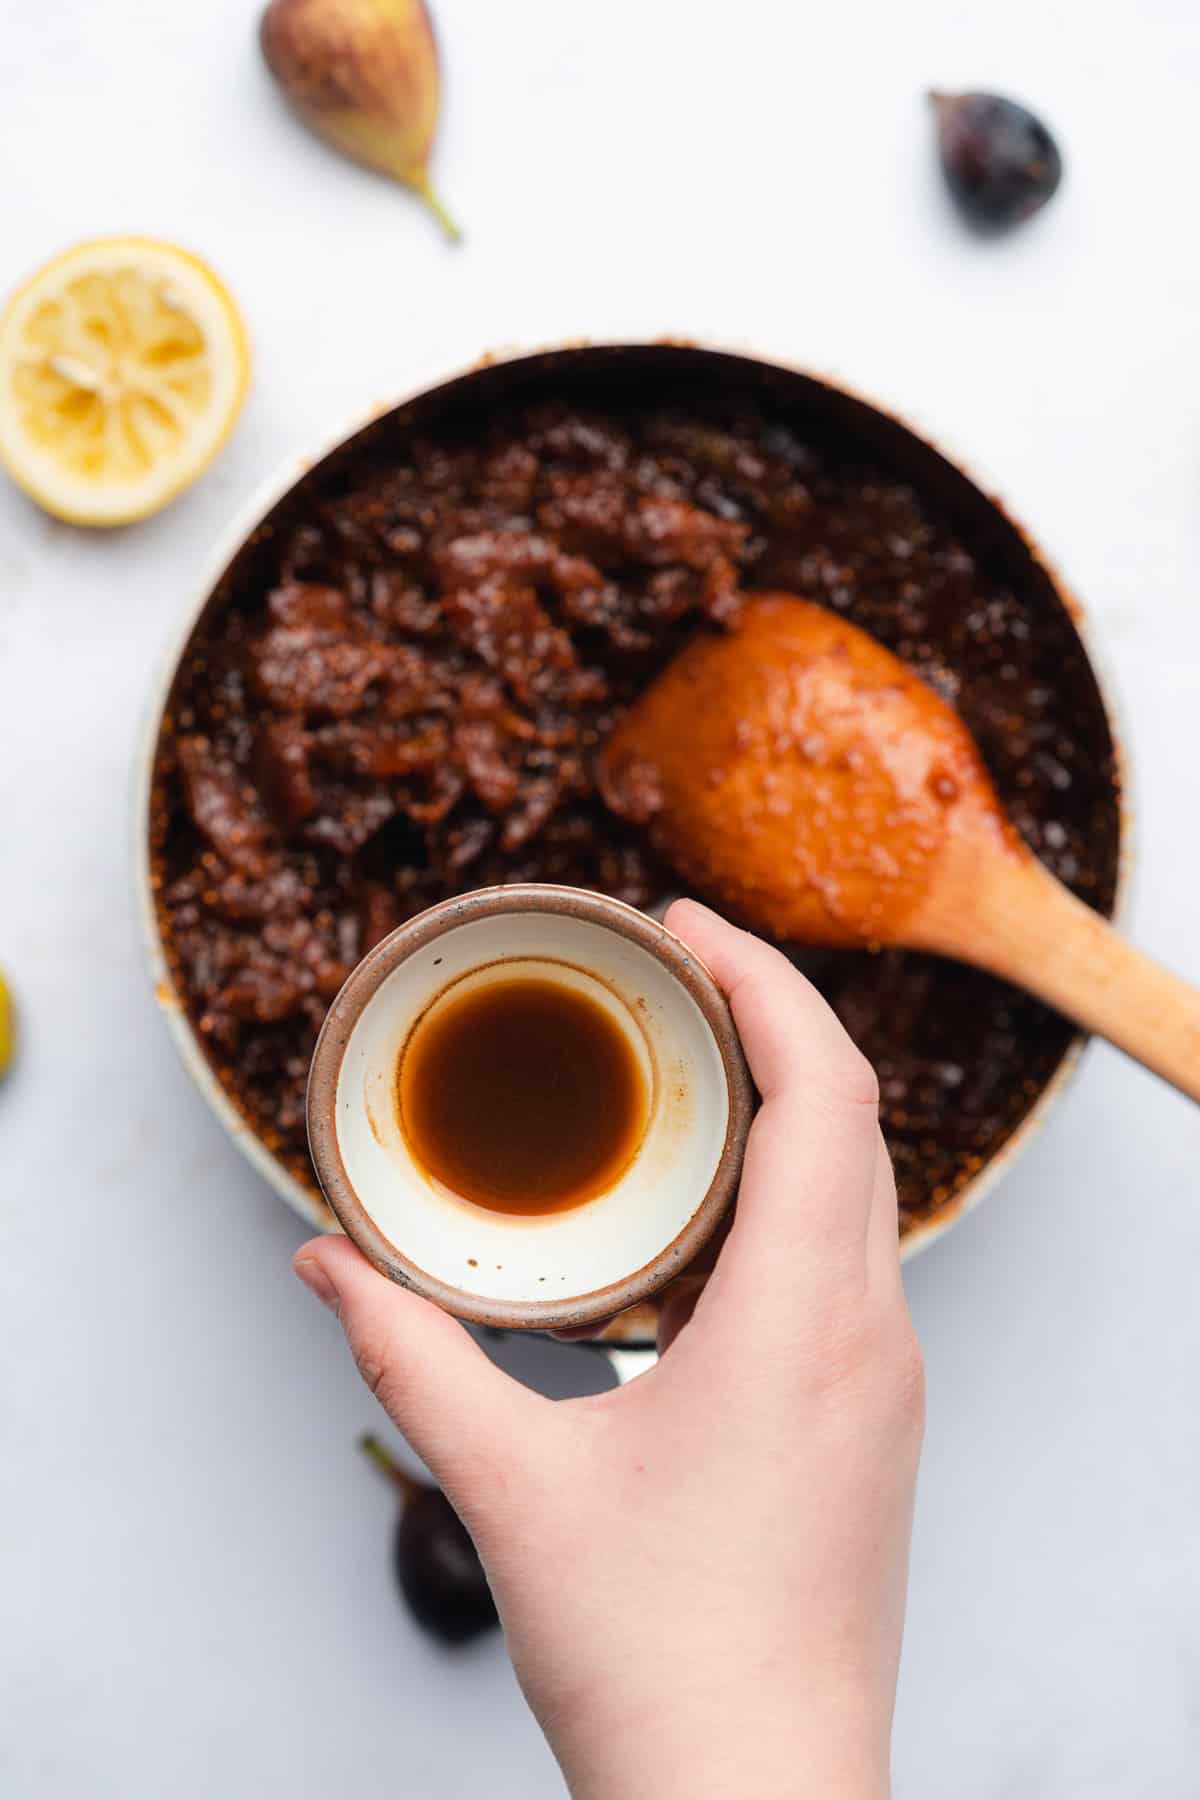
[134,342,1130,1361]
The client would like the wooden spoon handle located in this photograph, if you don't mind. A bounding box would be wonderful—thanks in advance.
[927,854,1200,1102]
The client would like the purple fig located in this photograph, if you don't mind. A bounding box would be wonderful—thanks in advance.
[360,1434,497,1645]
[930,91,1062,230]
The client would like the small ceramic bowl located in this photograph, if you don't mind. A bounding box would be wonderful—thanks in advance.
[306,884,755,1331]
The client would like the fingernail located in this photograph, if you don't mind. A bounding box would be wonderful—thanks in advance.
[294,1255,340,1313]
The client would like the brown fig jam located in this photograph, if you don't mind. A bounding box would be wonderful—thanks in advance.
[151,384,1119,1235]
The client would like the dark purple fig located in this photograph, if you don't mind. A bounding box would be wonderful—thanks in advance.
[360,1434,498,1645]
[930,91,1063,229]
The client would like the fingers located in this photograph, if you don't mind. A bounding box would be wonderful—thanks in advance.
[656,1277,706,1355]
[666,899,882,1297]
[866,1133,904,1299]
[294,1236,546,1504]
[549,1318,618,1342]
[667,900,880,1111]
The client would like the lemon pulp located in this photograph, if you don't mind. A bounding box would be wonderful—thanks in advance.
[0,237,249,525]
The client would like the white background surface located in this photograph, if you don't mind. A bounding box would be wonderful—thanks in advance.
[3,1,1200,1793]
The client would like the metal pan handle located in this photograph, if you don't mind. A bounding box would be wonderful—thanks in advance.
[603,1345,659,1385]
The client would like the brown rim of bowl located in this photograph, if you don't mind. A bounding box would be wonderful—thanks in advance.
[305,883,756,1331]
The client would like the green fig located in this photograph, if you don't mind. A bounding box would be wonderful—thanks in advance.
[259,0,460,241]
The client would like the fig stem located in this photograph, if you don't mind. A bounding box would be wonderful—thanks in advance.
[360,1432,421,1499]
[414,175,462,244]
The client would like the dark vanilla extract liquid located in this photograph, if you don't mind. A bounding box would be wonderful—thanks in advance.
[397,976,648,1216]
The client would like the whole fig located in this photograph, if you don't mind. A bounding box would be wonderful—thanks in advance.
[930,90,1062,230]
[260,0,460,240]
[360,1434,497,1646]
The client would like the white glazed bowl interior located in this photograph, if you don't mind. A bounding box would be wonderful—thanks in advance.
[332,908,730,1307]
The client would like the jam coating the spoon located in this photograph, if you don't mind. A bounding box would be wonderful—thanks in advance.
[600,594,1017,947]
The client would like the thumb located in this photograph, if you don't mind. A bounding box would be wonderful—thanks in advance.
[294,1235,547,1506]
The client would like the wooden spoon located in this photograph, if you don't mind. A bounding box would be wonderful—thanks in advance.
[599,594,1200,1102]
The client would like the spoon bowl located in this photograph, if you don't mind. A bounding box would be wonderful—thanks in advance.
[602,594,1200,1103]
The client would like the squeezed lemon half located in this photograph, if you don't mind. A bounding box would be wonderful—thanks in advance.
[0,971,13,1079]
[0,237,249,525]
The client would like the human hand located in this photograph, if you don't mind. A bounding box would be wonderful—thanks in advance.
[294,901,924,1800]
